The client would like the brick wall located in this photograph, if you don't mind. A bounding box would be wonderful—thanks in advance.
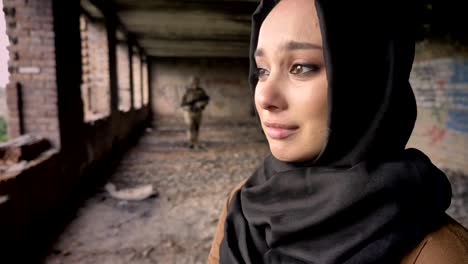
[117,43,131,111]
[3,0,59,146]
[0,0,152,260]
[80,15,110,121]
[408,43,468,173]
[151,57,253,121]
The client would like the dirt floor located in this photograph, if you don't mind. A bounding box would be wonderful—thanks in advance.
[45,120,269,264]
[45,120,468,264]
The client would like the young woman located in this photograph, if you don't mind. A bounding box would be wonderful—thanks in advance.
[208,0,468,263]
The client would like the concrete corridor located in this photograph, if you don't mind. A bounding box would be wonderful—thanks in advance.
[45,120,269,264]
[45,120,468,264]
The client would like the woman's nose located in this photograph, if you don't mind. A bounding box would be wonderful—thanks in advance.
[255,75,287,112]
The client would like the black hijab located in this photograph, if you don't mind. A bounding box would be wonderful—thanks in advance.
[220,0,452,263]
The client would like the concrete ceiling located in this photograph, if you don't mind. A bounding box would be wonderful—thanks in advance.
[109,0,259,58]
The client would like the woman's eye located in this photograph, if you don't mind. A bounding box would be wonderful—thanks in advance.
[256,68,270,80]
[290,64,320,75]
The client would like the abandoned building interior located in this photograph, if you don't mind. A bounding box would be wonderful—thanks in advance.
[0,0,467,262]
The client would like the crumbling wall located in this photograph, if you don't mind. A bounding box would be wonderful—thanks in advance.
[3,0,60,145]
[0,0,152,261]
[80,15,111,120]
[151,57,253,122]
[408,42,468,173]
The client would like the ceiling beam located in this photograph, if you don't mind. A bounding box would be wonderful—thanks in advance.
[142,39,249,58]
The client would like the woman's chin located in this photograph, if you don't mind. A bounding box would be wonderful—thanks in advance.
[270,143,320,163]
[270,145,300,162]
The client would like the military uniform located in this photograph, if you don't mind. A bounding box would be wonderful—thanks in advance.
[181,86,210,148]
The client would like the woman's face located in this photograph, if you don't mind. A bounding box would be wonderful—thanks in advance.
[255,0,328,162]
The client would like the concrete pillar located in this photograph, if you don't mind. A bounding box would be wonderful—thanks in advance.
[106,16,119,114]
[52,0,84,150]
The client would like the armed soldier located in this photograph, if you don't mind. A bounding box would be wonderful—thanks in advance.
[181,76,210,149]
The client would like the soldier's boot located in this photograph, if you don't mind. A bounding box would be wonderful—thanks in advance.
[190,127,199,149]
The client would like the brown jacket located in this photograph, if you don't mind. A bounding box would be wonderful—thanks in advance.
[208,179,468,264]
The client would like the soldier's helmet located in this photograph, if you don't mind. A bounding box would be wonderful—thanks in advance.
[189,76,200,88]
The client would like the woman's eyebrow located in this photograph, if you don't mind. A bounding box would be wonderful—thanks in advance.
[286,41,322,50]
[255,41,322,57]
[255,48,264,57]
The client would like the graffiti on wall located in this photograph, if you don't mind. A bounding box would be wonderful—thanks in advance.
[450,59,468,83]
[446,59,468,134]
[447,109,468,133]
[411,59,450,124]
[423,125,447,146]
[411,57,468,135]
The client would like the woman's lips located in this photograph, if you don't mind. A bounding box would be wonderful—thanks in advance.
[263,121,299,140]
